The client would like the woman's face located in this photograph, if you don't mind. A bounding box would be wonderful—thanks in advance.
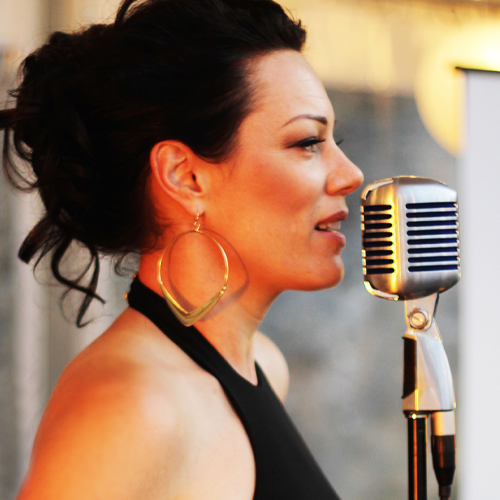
[206,50,364,296]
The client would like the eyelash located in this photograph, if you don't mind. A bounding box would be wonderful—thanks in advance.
[293,136,344,152]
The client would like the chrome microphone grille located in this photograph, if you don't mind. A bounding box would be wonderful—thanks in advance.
[361,204,395,275]
[361,176,460,300]
[406,202,460,274]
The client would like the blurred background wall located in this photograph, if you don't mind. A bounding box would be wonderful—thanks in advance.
[1,1,500,499]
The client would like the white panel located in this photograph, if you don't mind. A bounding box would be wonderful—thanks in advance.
[459,70,500,499]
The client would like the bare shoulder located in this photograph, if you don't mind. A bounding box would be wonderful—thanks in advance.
[253,331,289,402]
[18,310,190,500]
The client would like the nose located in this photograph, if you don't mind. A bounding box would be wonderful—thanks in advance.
[325,147,364,197]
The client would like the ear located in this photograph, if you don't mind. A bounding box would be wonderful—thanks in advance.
[150,141,208,216]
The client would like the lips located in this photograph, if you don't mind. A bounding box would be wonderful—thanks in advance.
[314,211,348,232]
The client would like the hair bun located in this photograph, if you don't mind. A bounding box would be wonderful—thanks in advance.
[1,0,306,327]
[49,31,72,46]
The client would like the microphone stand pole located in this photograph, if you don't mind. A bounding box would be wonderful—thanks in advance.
[402,294,455,500]
[407,414,428,500]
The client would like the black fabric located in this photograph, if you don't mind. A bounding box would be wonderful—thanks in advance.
[127,277,340,500]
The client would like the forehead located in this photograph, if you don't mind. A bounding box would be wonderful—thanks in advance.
[247,50,333,126]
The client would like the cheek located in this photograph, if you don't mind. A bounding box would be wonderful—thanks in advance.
[239,157,324,227]
[209,154,326,276]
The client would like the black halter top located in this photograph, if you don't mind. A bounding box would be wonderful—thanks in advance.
[127,278,340,500]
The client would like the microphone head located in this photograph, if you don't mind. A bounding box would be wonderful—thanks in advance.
[361,176,460,300]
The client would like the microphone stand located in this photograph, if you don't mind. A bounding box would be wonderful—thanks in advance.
[407,414,428,500]
[402,294,456,500]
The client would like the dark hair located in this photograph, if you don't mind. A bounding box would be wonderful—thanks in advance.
[0,0,306,326]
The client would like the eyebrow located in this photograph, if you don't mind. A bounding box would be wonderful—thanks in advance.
[281,114,328,128]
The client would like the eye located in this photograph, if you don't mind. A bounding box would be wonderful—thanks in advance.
[291,137,326,153]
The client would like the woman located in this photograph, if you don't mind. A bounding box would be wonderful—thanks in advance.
[1,0,363,498]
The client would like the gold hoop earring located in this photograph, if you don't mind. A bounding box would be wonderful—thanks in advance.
[157,213,229,326]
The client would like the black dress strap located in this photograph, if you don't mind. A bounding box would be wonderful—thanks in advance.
[127,277,340,500]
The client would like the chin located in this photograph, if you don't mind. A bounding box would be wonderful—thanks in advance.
[317,271,344,291]
[294,262,345,292]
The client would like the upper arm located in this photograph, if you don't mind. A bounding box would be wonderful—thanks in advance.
[253,331,289,402]
[17,365,183,500]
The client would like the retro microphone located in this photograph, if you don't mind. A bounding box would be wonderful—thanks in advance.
[360,176,459,500]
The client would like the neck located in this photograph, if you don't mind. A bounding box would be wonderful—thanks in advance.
[138,246,278,385]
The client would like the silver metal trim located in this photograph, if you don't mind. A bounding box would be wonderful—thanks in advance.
[402,317,455,412]
[363,281,399,300]
[361,178,394,201]
[431,410,456,436]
